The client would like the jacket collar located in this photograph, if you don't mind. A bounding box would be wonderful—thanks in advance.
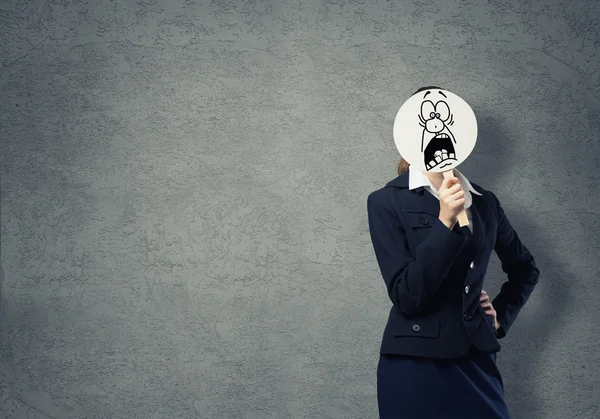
[385,169,487,260]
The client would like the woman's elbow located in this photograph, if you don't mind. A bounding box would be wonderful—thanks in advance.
[388,282,428,315]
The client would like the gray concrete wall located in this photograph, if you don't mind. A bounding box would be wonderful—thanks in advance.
[1,1,599,418]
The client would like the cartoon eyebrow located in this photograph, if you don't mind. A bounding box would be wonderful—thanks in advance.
[423,91,431,98]
[438,91,447,98]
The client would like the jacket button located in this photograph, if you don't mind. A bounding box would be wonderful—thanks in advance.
[412,324,421,332]
[464,285,470,294]
[469,261,475,269]
[463,313,472,321]
[420,217,429,225]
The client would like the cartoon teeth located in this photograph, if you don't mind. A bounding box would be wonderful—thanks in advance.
[434,149,453,164]
[436,133,450,139]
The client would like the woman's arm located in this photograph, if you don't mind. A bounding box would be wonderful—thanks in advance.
[367,190,467,314]
[489,191,540,339]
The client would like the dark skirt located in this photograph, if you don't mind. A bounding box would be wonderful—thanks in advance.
[377,346,511,419]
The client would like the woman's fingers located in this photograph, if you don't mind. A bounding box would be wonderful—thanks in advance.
[479,290,498,328]
[451,190,465,200]
[480,299,494,311]
[480,291,498,324]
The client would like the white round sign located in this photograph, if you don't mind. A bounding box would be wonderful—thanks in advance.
[393,88,478,172]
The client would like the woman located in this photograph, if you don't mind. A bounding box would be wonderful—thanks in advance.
[367,86,540,419]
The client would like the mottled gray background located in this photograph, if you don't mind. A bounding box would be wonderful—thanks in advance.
[1,0,599,418]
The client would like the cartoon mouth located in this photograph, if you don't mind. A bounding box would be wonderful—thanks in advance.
[424,133,457,170]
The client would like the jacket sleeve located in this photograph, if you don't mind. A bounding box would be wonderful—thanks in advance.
[367,190,468,314]
[490,191,540,339]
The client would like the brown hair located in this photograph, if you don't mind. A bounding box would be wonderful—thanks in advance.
[396,85,443,176]
[397,157,410,175]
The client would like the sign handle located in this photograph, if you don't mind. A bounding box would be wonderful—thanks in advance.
[442,170,470,227]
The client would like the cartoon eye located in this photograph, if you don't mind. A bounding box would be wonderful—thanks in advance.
[435,101,450,121]
[421,100,435,120]
[435,113,440,118]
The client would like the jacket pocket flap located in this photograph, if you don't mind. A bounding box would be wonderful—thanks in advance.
[392,315,440,339]
[402,210,437,229]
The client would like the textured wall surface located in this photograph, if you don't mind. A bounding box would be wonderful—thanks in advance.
[1,1,599,418]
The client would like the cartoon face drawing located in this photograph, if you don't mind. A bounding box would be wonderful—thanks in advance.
[419,93,456,170]
[393,88,478,173]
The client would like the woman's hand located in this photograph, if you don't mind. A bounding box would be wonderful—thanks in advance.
[438,174,465,229]
[480,290,501,330]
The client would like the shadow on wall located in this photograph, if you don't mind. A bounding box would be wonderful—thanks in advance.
[475,115,573,419]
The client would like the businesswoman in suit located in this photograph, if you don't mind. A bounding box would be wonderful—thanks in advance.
[367,87,540,419]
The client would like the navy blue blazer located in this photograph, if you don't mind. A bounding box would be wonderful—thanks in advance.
[367,170,540,359]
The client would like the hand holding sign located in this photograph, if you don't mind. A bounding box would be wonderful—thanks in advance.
[438,173,466,229]
[393,88,477,227]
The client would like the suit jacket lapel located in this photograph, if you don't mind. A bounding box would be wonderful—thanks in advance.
[419,187,442,217]
[468,192,486,260]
